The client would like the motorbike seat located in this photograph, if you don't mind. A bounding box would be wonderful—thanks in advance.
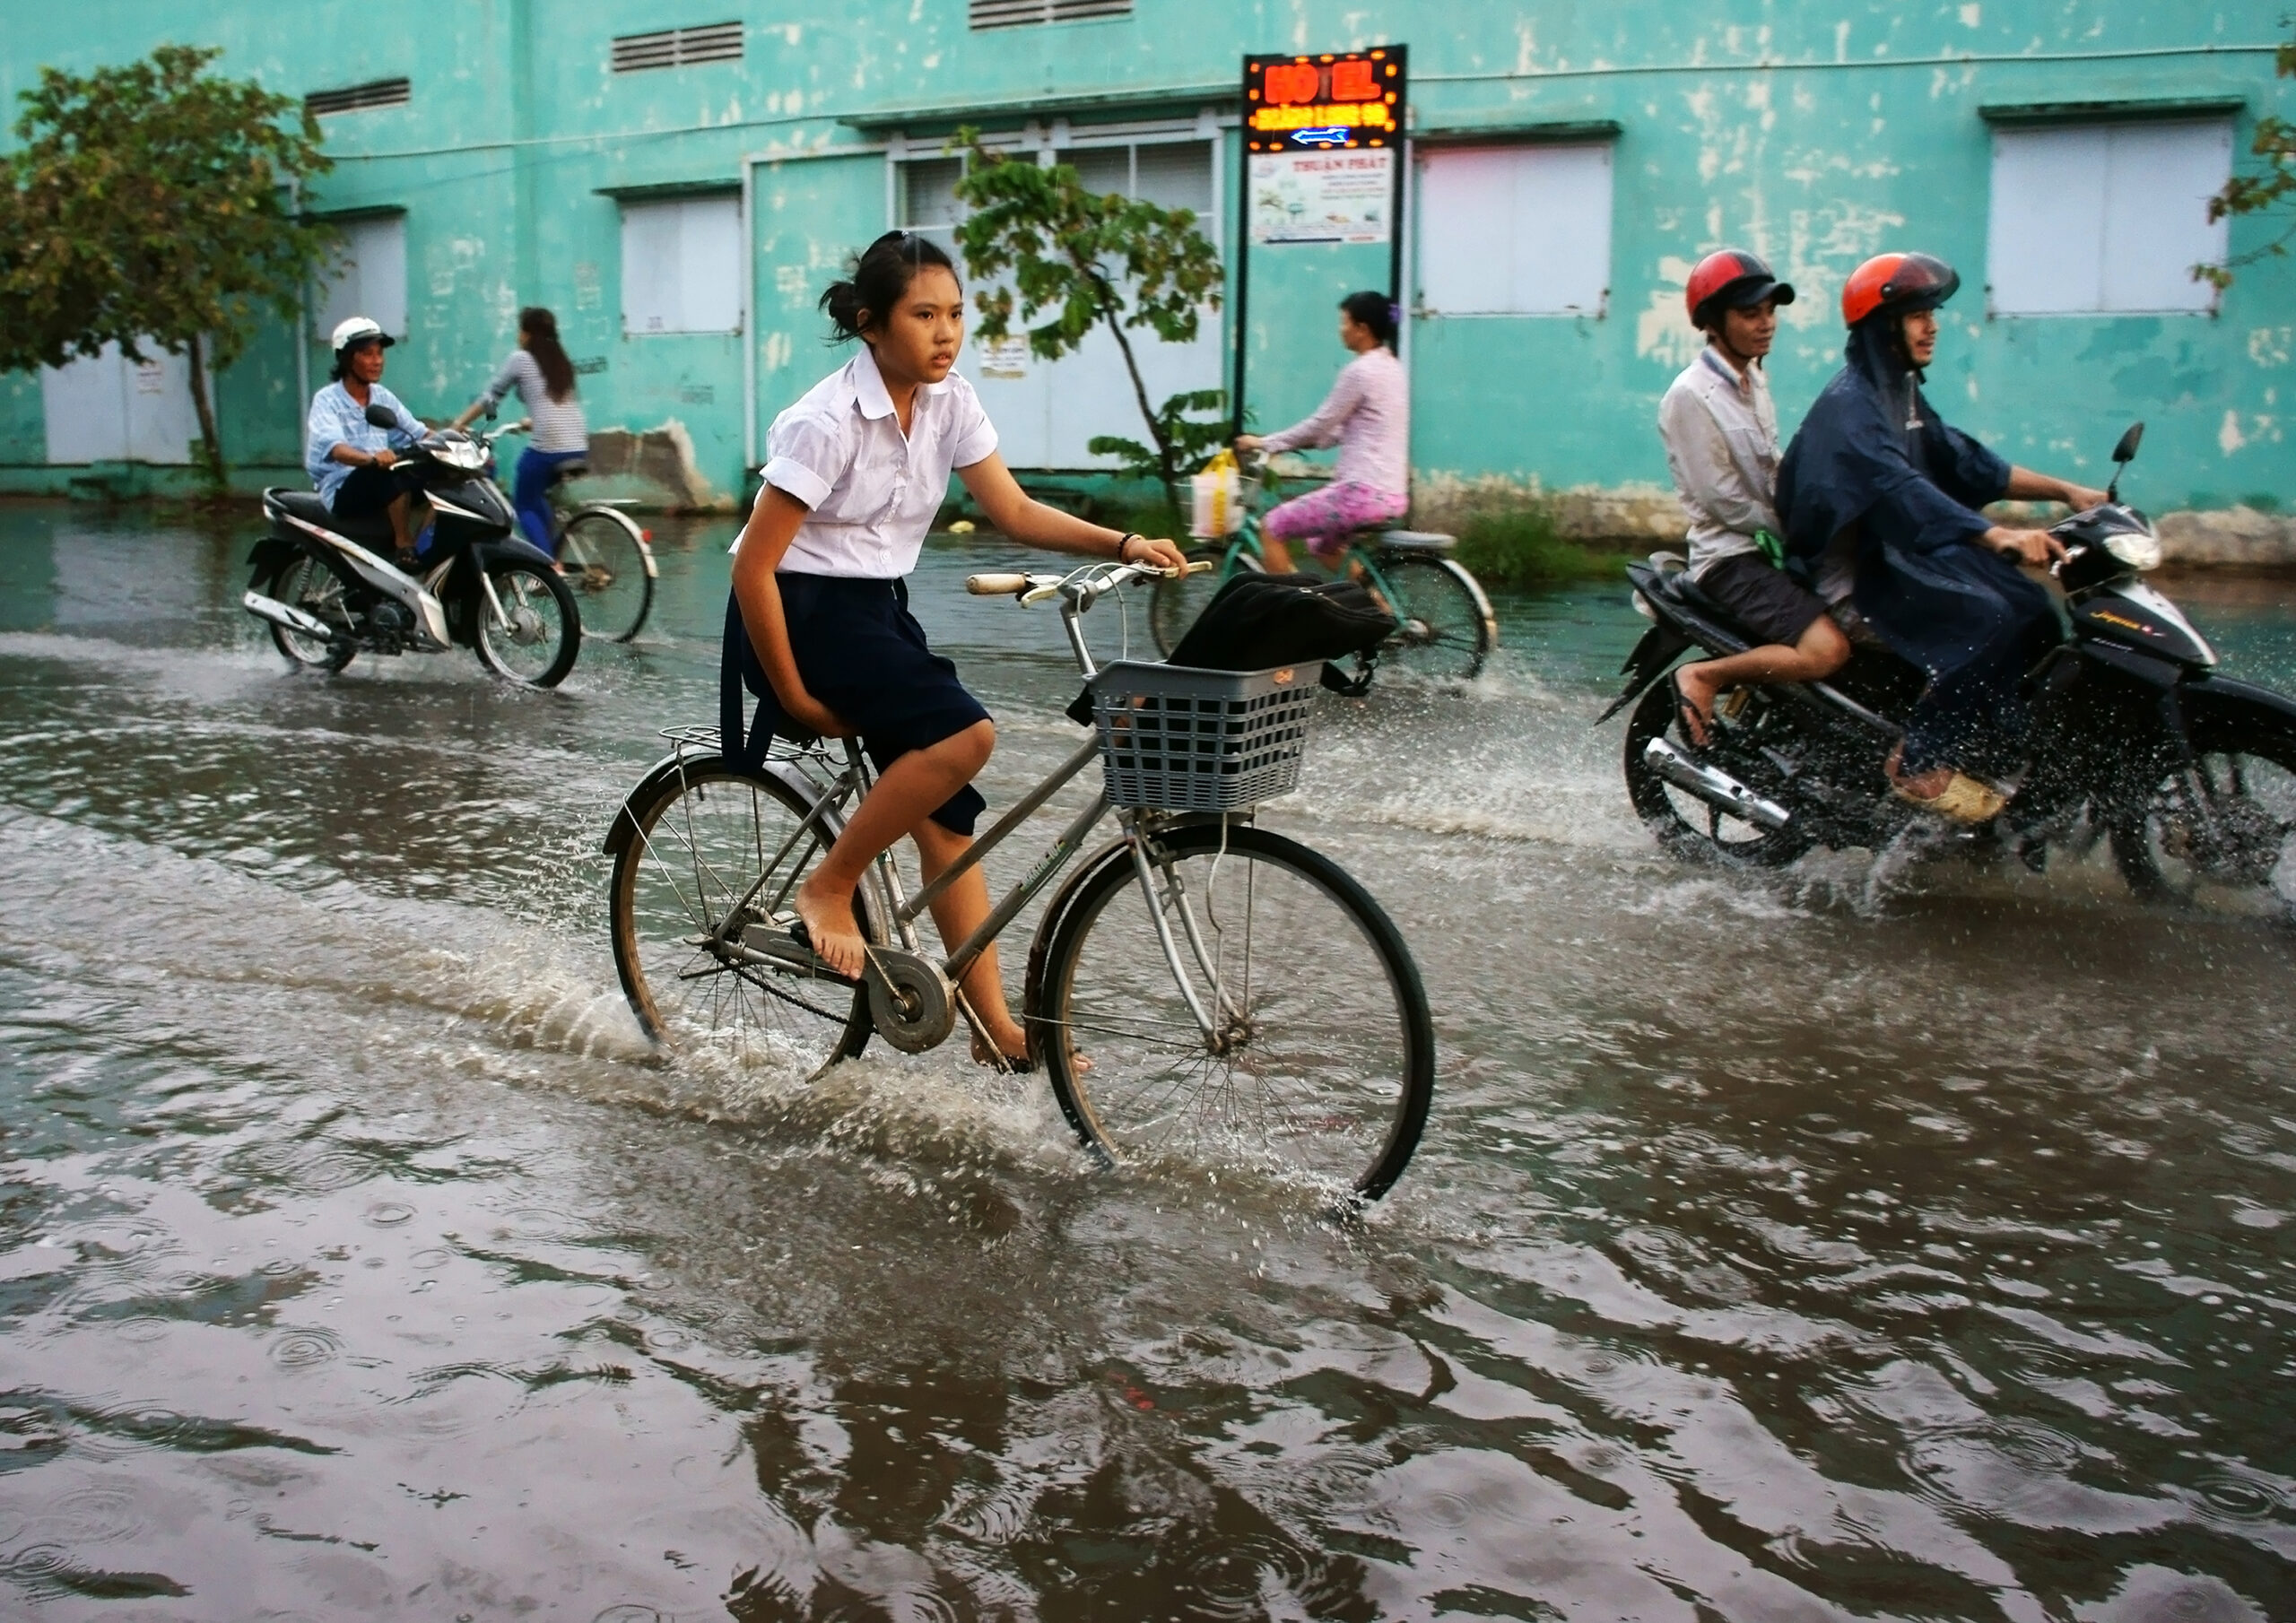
[1652,568,1753,650]
[265,487,396,544]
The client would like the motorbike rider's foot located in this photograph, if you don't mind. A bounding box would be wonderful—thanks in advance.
[792,876,868,979]
[1671,666,1717,747]
[1885,741,2007,824]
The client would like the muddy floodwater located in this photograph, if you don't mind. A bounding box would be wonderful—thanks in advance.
[0,502,2292,1621]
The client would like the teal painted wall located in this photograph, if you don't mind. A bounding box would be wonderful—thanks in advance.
[3,2,2292,512]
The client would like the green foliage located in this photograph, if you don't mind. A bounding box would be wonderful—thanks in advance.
[950,127,1225,499]
[2196,30,2296,291]
[1447,494,1620,588]
[0,45,335,488]
[1085,387,1230,490]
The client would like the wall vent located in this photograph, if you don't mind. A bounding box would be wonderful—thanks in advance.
[304,78,411,117]
[969,0,1133,30]
[612,22,745,72]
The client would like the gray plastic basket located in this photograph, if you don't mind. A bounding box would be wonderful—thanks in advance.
[1087,659,1320,812]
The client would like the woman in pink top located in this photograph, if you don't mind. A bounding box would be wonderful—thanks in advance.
[1235,291,1410,574]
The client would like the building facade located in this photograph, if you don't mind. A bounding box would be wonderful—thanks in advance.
[2,2,2289,523]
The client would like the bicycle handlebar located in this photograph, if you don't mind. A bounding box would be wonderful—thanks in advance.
[964,558,1210,603]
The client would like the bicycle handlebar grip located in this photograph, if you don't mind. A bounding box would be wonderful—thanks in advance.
[1183,559,1213,575]
[965,573,1031,595]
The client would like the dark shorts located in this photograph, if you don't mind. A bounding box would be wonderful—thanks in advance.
[330,462,422,517]
[1699,551,1829,647]
[722,574,991,836]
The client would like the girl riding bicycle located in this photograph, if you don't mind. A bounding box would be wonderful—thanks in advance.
[727,231,1185,1067]
[1233,291,1409,575]
[450,307,588,555]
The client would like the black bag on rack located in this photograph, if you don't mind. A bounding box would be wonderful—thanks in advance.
[1068,571,1396,724]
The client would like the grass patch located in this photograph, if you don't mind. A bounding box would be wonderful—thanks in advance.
[1447,496,1622,588]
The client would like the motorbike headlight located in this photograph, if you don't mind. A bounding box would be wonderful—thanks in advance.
[2104,529,2162,572]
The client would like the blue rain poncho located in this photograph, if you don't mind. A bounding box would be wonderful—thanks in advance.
[1777,323,2058,777]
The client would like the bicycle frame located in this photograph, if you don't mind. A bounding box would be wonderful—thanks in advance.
[1210,485,1410,604]
[684,560,1248,1064]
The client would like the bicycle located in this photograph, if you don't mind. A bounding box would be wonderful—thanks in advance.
[1148,455,1498,682]
[603,559,1437,1202]
[484,420,658,642]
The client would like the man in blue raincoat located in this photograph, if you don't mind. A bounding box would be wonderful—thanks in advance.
[1775,253,2107,822]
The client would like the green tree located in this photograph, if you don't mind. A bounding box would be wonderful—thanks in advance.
[0,45,333,490]
[2196,29,2296,291]
[950,129,1227,508]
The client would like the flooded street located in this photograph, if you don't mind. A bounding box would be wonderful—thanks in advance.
[1,501,2292,1619]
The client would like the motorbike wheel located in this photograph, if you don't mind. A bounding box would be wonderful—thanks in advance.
[1372,551,1498,681]
[473,557,581,688]
[265,553,356,673]
[1622,677,1813,868]
[558,507,654,643]
[2109,707,2296,922]
[1150,543,1256,656]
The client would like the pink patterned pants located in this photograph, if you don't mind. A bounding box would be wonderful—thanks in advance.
[1262,481,1410,560]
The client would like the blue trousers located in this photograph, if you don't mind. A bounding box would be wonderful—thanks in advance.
[511,447,587,553]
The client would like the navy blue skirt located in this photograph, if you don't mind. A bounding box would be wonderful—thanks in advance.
[720,574,990,835]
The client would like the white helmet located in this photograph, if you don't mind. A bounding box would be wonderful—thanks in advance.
[329,316,394,353]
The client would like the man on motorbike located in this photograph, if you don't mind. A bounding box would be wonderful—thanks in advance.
[1660,249,1848,746]
[1775,253,2106,821]
[305,317,430,568]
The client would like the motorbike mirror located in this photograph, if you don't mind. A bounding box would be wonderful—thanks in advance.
[362,404,398,429]
[2106,421,2144,502]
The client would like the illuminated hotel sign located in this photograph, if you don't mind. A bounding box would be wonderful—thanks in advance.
[1243,48,1407,153]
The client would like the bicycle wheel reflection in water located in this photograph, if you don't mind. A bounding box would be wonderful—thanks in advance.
[610,758,870,1077]
[1037,822,1432,1201]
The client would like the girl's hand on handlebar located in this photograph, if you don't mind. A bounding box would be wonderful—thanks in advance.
[1126,535,1190,575]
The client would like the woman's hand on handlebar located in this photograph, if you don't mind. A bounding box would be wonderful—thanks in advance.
[1232,434,1264,454]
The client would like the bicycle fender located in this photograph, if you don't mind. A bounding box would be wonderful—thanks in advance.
[600,751,839,858]
[1021,831,1135,1028]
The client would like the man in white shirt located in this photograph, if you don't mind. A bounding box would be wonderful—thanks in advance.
[1660,250,1848,746]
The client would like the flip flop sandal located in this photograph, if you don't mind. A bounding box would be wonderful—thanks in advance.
[1890,769,2007,825]
[1669,670,1712,747]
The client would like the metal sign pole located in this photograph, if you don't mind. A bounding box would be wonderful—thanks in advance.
[1232,138,1252,439]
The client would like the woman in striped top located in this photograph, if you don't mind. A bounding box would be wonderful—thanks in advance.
[452,306,589,554]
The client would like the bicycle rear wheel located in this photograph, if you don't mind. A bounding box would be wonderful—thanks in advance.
[559,507,655,642]
[1373,551,1497,681]
[1032,821,1434,1202]
[608,756,874,1075]
[1150,544,1257,656]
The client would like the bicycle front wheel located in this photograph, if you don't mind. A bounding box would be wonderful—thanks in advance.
[1373,552,1497,681]
[1033,821,1434,1202]
[608,757,874,1075]
[1150,543,1257,656]
[559,507,655,642]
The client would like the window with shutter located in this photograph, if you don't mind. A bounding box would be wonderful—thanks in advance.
[968,0,1132,30]
[612,22,744,73]
[1416,143,1613,317]
[1987,120,2231,315]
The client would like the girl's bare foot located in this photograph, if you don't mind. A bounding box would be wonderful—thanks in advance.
[792,875,867,978]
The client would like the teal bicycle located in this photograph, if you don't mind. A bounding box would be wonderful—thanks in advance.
[1148,456,1499,682]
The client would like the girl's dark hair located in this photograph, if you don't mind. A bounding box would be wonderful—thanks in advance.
[520,306,576,402]
[821,230,958,344]
[1340,290,1399,349]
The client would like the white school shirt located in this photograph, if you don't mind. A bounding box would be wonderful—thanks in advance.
[737,344,998,577]
[1657,346,1782,579]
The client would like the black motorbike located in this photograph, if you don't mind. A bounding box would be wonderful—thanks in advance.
[1603,424,2296,918]
[243,406,581,688]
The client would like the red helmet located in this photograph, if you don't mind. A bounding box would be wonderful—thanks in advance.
[1841,252,1960,326]
[1684,249,1796,331]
